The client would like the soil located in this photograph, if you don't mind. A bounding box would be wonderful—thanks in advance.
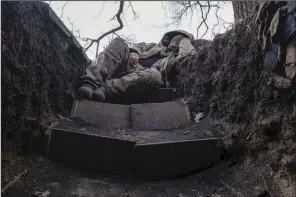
[1,1,88,150]
[54,118,221,144]
[175,14,296,196]
[1,150,281,197]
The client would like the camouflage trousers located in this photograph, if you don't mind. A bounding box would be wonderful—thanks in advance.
[269,34,296,89]
[81,37,163,96]
[284,34,296,80]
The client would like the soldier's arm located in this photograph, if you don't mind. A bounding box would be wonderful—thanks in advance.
[130,42,158,56]
[164,38,196,70]
[176,38,197,60]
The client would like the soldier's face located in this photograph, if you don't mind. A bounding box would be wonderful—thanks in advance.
[162,35,170,46]
[130,52,139,66]
[168,41,179,53]
[169,41,178,48]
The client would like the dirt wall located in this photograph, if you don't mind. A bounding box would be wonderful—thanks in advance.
[176,16,296,196]
[1,1,88,147]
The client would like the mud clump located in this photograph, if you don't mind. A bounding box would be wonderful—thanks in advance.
[176,16,296,196]
[1,1,88,148]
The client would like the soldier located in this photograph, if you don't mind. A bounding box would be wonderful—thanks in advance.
[77,30,196,102]
[256,1,296,89]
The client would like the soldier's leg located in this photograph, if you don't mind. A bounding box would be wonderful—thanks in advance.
[93,69,163,101]
[284,35,296,81]
[78,37,130,99]
[271,34,296,89]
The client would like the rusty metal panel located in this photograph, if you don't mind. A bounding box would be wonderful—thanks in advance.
[134,138,222,180]
[47,128,136,174]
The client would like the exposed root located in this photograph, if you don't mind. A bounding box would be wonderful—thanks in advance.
[1,169,28,193]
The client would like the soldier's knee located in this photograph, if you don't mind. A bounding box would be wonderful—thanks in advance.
[149,69,163,85]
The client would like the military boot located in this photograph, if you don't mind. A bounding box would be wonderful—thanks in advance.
[77,84,93,100]
[268,74,292,89]
[93,87,107,102]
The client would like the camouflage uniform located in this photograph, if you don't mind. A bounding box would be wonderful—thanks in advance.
[78,30,196,100]
[257,1,296,88]
[270,2,296,81]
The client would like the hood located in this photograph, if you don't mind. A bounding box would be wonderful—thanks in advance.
[160,30,195,47]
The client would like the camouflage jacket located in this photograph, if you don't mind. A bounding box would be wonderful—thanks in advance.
[129,30,197,72]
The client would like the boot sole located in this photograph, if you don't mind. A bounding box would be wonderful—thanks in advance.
[77,87,93,100]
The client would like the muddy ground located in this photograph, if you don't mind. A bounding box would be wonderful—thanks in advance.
[54,118,221,144]
[2,148,281,197]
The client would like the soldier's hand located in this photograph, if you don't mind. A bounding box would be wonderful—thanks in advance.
[160,47,170,57]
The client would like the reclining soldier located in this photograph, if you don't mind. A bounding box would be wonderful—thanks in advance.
[77,30,196,102]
